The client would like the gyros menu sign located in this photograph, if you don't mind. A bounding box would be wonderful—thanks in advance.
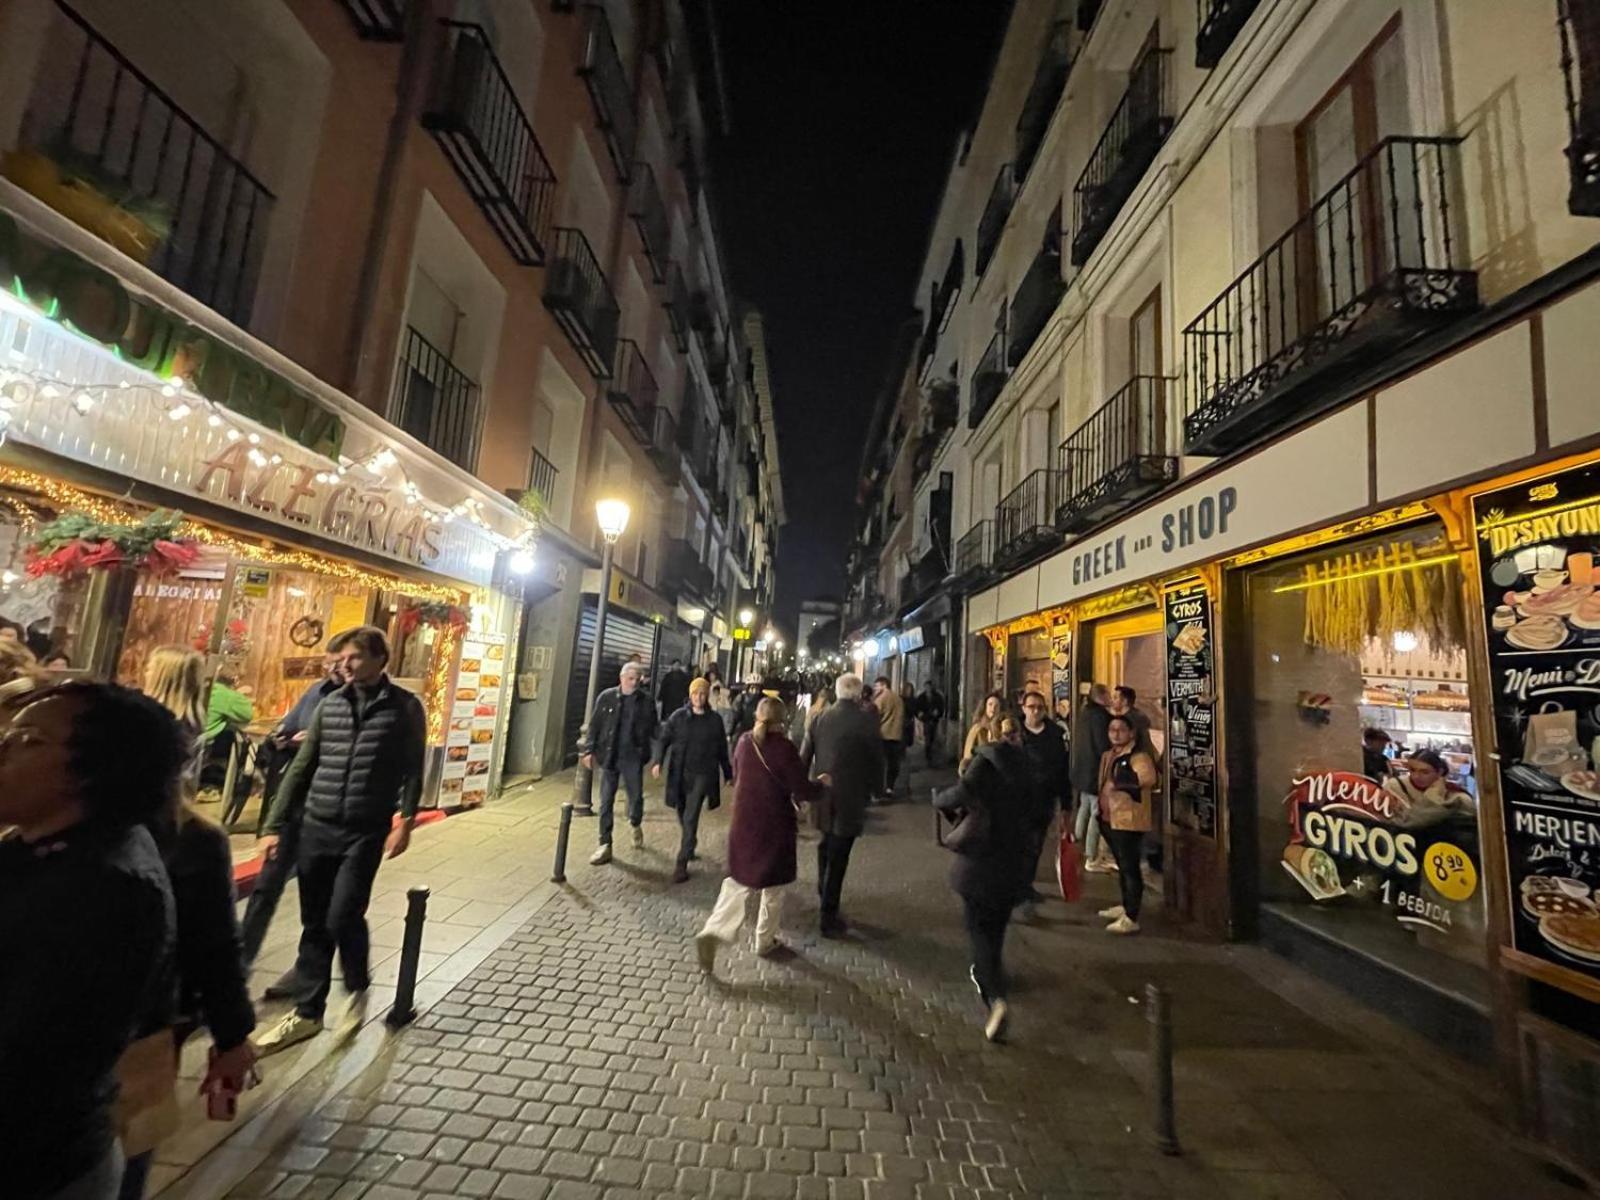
[1474,461,1600,980]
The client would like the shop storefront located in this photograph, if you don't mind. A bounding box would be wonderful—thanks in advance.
[556,567,670,765]
[0,199,536,813]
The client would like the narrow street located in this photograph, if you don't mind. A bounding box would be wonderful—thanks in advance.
[156,771,1571,1200]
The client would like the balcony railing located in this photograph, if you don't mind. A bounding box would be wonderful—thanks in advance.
[390,327,482,470]
[1056,376,1178,534]
[423,22,557,266]
[527,446,559,506]
[952,520,996,586]
[1559,0,1600,216]
[13,2,275,324]
[665,262,691,351]
[648,405,681,486]
[976,164,1014,278]
[543,226,620,378]
[1008,238,1064,368]
[995,469,1064,568]
[1183,136,1477,456]
[577,4,635,183]
[969,328,1008,429]
[1196,0,1262,68]
[627,162,669,282]
[338,0,406,40]
[1015,23,1072,188]
[1070,48,1172,267]
[606,339,659,444]
[664,537,716,603]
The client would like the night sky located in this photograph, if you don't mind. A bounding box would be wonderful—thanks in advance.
[708,2,1009,635]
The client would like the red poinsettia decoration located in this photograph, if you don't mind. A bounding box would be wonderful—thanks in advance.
[24,510,199,579]
[398,601,468,635]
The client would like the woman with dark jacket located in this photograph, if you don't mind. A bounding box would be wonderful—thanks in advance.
[936,716,1031,1044]
[652,677,733,882]
[695,697,819,971]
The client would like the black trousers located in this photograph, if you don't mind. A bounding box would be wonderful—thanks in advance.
[292,820,387,1019]
[963,894,1012,1003]
[883,741,904,795]
[1102,826,1146,921]
[240,810,301,966]
[816,833,856,917]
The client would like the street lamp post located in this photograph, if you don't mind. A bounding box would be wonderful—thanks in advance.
[735,606,755,681]
[570,498,631,816]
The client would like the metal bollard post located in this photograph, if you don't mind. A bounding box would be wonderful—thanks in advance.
[386,886,429,1029]
[1146,983,1180,1155]
[551,801,574,883]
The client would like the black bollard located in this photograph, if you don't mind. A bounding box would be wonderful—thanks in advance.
[386,886,429,1028]
[551,801,574,883]
[1146,983,1180,1155]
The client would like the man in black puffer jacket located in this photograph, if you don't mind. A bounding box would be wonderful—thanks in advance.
[255,626,425,1054]
[579,661,657,865]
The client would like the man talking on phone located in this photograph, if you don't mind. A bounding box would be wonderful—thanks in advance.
[253,626,425,1055]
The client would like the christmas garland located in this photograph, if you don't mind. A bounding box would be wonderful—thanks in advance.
[25,509,199,578]
[398,600,468,635]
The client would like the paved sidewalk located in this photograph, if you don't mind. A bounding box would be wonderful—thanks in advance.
[162,766,1577,1199]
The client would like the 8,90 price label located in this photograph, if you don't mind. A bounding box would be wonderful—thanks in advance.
[1423,842,1479,903]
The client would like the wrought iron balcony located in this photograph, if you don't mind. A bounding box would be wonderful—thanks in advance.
[666,262,691,351]
[647,405,681,486]
[1015,22,1072,188]
[577,4,635,183]
[1070,48,1172,267]
[605,339,659,444]
[526,445,558,506]
[976,164,1014,279]
[338,0,406,40]
[1056,376,1178,534]
[1008,237,1064,368]
[1183,136,1477,456]
[951,520,996,588]
[627,162,669,283]
[1559,0,1600,216]
[664,537,716,604]
[13,2,275,324]
[543,226,621,378]
[995,469,1064,569]
[423,22,557,266]
[907,545,948,603]
[390,326,482,470]
[1196,0,1262,68]
[969,328,1008,429]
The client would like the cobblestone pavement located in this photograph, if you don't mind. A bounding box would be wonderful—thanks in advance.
[190,768,1574,1200]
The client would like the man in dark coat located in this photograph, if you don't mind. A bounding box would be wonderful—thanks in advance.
[1017,690,1072,918]
[256,625,425,1054]
[917,679,947,766]
[652,676,732,882]
[1069,683,1113,871]
[657,659,690,718]
[580,660,658,864]
[799,673,884,937]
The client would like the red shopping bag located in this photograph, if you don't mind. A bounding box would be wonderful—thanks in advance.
[1057,828,1083,902]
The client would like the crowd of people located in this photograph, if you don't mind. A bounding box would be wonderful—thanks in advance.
[1,624,424,1200]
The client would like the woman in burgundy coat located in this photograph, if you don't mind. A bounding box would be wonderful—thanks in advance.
[696,697,820,971]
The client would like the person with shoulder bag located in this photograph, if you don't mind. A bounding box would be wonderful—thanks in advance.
[934,717,1031,1043]
[1095,714,1158,935]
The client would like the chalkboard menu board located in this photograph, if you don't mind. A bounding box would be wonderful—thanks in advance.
[1474,461,1600,981]
[1165,582,1217,838]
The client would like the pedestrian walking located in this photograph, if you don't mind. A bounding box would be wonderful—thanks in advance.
[935,715,1030,1043]
[238,636,349,996]
[656,658,690,719]
[803,685,833,739]
[917,678,946,765]
[961,691,1004,771]
[579,660,658,865]
[696,697,819,969]
[800,673,883,937]
[730,677,764,742]
[653,676,732,882]
[1096,714,1158,934]
[140,646,208,796]
[710,678,735,736]
[0,682,183,1200]
[1070,684,1114,872]
[1111,684,1155,755]
[1016,690,1071,920]
[871,676,904,800]
[253,626,425,1054]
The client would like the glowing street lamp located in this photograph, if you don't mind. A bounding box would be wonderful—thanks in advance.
[571,497,631,816]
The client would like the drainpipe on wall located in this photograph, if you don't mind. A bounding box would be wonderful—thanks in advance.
[343,0,440,405]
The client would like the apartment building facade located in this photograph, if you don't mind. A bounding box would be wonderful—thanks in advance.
[0,0,778,791]
[843,0,1600,1172]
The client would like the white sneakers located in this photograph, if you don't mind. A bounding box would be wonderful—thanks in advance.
[984,999,1010,1043]
[1106,915,1140,935]
[337,990,369,1038]
[590,843,613,865]
[631,824,645,849]
[1097,904,1125,920]
[254,1011,322,1056]
[1084,859,1118,874]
